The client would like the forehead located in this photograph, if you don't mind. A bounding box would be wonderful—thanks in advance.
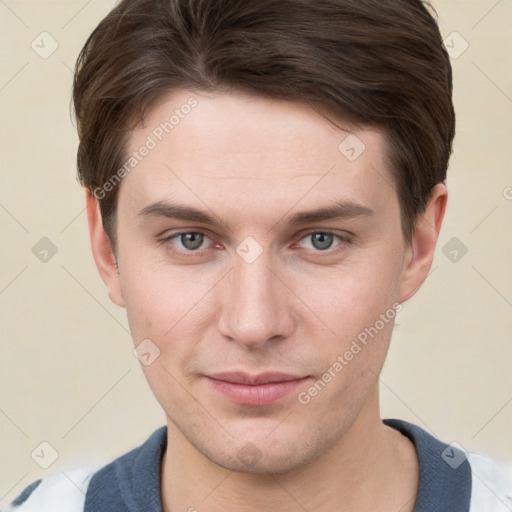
[119,89,396,221]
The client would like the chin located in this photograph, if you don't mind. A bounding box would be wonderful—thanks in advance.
[195,431,326,475]
[215,450,310,475]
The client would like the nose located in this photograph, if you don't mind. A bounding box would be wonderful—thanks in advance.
[217,251,295,349]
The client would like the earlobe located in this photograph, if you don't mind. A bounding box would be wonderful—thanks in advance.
[397,184,448,304]
[85,191,125,308]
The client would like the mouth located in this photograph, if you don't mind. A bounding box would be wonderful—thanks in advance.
[205,371,311,406]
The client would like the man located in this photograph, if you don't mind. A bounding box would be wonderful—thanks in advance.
[3,0,511,511]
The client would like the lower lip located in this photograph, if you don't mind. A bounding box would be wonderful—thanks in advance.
[207,377,310,406]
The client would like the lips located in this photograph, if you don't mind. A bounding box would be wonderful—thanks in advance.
[209,371,307,385]
[206,371,310,406]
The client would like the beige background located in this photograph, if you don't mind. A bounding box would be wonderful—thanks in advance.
[1,0,511,504]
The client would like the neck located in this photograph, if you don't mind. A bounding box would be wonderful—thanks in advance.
[160,390,419,512]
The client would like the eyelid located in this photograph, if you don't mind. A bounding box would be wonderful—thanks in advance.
[158,229,353,256]
[159,229,216,248]
[294,230,352,250]
[296,228,353,239]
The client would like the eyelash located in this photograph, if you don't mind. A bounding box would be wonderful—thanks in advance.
[157,230,352,259]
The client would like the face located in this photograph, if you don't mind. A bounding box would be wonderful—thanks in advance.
[94,89,424,473]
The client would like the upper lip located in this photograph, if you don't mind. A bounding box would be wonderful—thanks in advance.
[207,372,308,385]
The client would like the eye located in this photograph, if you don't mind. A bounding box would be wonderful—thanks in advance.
[297,232,348,251]
[180,232,206,250]
[165,231,212,251]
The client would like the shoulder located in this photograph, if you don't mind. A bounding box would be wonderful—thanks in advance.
[0,466,95,512]
[467,451,512,512]
[384,418,512,511]
[1,427,167,512]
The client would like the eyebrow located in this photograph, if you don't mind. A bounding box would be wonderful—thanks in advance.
[137,199,375,228]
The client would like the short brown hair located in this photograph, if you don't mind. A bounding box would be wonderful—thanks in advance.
[73,0,454,249]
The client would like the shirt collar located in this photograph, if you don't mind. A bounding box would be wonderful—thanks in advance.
[85,419,472,512]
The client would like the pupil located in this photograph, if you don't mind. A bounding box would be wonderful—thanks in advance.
[312,233,333,250]
[182,233,203,250]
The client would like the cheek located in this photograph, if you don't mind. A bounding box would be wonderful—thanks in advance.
[121,263,212,409]
[297,254,401,338]
[116,222,206,336]
[122,264,211,341]
[290,246,402,400]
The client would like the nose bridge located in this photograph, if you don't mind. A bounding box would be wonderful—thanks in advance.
[218,247,292,348]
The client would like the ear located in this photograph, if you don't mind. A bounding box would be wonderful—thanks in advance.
[397,183,448,303]
[85,190,125,307]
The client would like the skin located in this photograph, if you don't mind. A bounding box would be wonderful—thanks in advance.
[86,89,447,511]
